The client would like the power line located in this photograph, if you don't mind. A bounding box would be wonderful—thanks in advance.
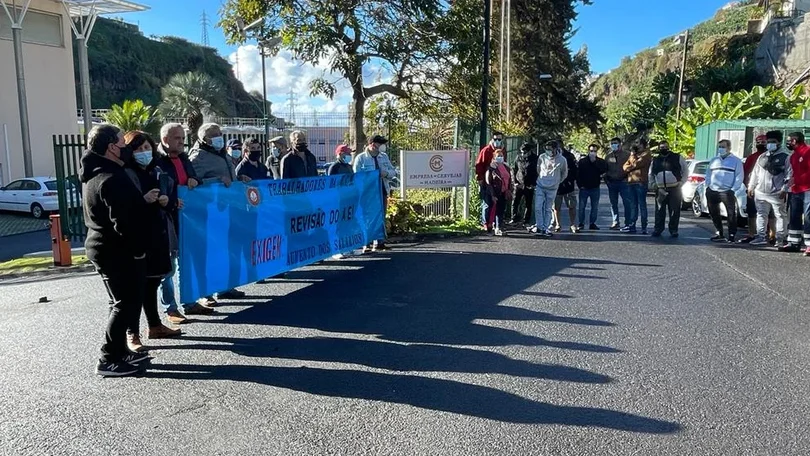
[287,88,298,125]
[200,11,210,46]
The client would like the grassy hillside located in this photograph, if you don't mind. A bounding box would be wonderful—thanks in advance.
[75,18,263,117]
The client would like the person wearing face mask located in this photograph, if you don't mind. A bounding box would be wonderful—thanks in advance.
[650,140,688,238]
[530,141,568,237]
[604,137,632,230]
[475,132,505,229]
[265,136,288,179]
[484,149,512,236]
[738,135,770,243]
[189,123,236,188]
[226,138,244,170]
[509,142,538,226]
[780,131,810,253]
[122,131,182,353]
[552,143,580,233]
[577,144,608,230]
[747,130,791,247]
[705,139,744,243]
[329,145,354,175]
[622,140,652,234]
[281,130,319,179]
[80,124,152,377]
[354,135,398,252]
[236,137,270,182]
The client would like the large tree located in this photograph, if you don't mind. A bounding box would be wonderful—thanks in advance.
[219,0,453,152]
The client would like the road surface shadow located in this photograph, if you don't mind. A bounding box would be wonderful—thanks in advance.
[154,335,613,383]
[147,363,680,434]
[215,251,628,348]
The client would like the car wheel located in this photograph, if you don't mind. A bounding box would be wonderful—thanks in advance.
[30,203,45,219]
[691,196,704,218]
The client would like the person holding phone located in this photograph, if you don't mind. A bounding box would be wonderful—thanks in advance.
[122,131,182,353]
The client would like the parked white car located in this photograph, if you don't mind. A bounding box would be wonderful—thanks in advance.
[690,181,748,225]
[0,177,77,219]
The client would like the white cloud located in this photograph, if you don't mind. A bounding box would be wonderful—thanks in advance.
[227,45,390,119]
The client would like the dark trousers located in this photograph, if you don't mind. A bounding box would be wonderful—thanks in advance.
[129,277,163,334]
[488,194,506,229]
[95,260,146,363]
[654,187,682,235]
[787,190,810,246]
[511,186,534,223]
[707,189,738,237]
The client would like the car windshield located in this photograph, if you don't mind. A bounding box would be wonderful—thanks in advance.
[44,181,58,191]
[693,162,709,175]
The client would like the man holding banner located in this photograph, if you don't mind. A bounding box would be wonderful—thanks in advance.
[354,135,397,252]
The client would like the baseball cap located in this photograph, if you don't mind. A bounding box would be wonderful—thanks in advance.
[335,144,352,156]
[368,135,388,145]
[227,138,242,149]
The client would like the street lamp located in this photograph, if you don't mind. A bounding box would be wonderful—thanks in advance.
[673,30,690,148]
[237,17,281,143]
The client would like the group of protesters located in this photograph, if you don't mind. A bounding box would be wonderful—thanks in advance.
[80,122,397,377]
[474,129,810,250]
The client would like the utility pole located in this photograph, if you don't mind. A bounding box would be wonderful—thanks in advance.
[200,11,210,46]
[505,0,511,123]
[479,0,492,150]
[674,29,690,148]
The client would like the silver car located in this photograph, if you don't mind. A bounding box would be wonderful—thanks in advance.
[690,181,748,224]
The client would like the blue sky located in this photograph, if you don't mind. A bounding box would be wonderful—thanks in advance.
[122,0,740,111]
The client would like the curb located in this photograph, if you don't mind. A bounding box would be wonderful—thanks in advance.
[388,231,480,244]
[0,263,95,282]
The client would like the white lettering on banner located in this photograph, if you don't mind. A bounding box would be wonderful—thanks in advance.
[402,150,469,189]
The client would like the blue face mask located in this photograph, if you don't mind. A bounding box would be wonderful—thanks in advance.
[210,136,225,151]
[341,155,352,164]
[133,150,152,167]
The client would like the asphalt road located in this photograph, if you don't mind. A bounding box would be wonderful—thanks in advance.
[1,205,809,455]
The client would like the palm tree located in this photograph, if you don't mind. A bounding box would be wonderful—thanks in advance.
[103,99,160,137]
[158,72,227,142]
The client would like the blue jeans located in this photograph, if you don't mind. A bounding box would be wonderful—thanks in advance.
[578,188,600,225]
[627,183,648,230]
[159,252,180,313]
[607,180,631,227]
[479,183,490,226]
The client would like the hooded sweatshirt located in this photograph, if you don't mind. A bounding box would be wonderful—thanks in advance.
[748,146,792,196]
[79,151,149,268]
[536,152,568,190]
[705,153,744,193]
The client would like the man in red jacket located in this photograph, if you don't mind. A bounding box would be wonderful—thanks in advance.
[781,132,810,254]
[475,131,505,227]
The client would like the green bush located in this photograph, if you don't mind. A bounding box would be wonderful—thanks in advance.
[386,199,423,235]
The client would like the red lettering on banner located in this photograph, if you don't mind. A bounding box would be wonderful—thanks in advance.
[251,235,283,266]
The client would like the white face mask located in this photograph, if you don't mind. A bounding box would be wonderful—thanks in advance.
[766,143,778,152]
[378,144,387,154]
[271,147,280,158]
[610,144,619,152]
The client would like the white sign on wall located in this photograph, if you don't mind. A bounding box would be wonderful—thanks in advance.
[400,149,469,188]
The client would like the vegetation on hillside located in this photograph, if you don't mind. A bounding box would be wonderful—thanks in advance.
[77,17,265,117]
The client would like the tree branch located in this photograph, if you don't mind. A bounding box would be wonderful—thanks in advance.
[364,83,408,98]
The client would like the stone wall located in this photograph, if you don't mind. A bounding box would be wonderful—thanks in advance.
[755,14,810,88]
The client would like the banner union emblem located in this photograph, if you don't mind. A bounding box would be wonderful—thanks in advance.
[429,155,444,172]
[246,187,261,206]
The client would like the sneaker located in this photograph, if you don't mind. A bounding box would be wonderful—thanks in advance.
[198,296,217,307]
[217,289,246,299]
[710,234,726,243]
[494,228,504,236]
[184,303,214,315]
[148,324,182,340]
[331,253,346,260]
[619,226,632,233]
[96,360,139,378]
[777,243,801,253]
[528,225,538,233]
[545,230,554,237]
[554,225,561,233]
[670,232,679,238]
[749,236,768,246]
[727,234,736,243]
[126,333,144,353]
[570,225,580,233]
[610,224,620,230]
[577,224,585,230]
[589,224,600,230]
[122,351,151,365]
[737,235,755,244]
[362,246,374,254]
[166,311,187,325]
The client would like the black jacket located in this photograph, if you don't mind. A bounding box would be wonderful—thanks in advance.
[80,151,149,269]
[124,163,172,277]
[327,161,353,176]
[557,150,579,195]
[511,153,538,187]
[577,156,608,190]
[154,146,198,236]
[236,159,270,181]
[280,147,319,179]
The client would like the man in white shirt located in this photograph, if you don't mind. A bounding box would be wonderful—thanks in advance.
[705,139,744,243]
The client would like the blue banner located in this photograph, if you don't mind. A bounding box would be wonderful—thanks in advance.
[178,171,385,302]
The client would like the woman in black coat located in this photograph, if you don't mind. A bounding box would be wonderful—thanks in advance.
[123,131,181,351]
